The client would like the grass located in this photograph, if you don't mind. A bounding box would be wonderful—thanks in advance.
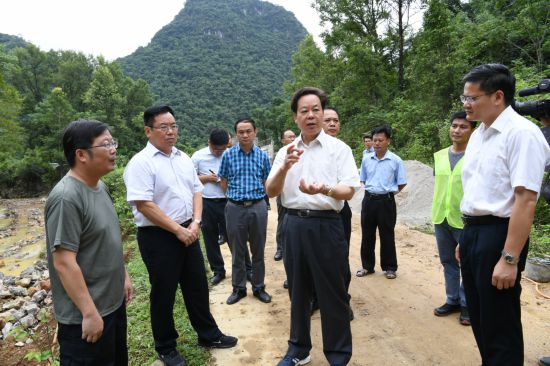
[125,238,211,366]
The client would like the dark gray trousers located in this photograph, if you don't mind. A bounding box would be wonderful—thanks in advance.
[225,200,268,291]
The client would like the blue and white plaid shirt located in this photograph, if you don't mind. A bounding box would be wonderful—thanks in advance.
[218,144,271,201]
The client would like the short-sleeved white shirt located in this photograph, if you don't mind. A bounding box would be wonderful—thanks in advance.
[124,142,203,227]
[461,106,550,217]
[269,130,361,211]
[191,146,226,199]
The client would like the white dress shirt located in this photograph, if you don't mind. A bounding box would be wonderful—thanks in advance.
[124,142,203,227]
[461,106,550,217]
[269,130,361,211]
[191,146,226,199]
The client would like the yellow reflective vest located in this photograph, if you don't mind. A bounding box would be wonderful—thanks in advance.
[431,147,464,229]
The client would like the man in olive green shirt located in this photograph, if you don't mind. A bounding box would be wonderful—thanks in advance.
[45,119,133,365]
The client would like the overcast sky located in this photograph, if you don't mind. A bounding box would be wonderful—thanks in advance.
[0,0,324,60]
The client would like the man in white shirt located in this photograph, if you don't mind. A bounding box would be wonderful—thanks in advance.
[267,87,360,366]
[459,64,550,366]
[124,106,237,366]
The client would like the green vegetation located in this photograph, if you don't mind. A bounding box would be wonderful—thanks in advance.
[0,44,152,196]
[531,198,550,258]
[253,0,549,160]
[118,0,307,147]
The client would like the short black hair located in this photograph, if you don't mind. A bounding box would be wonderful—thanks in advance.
[290,87,328,113]
[63,119,109,167]
[209,128,229,145]
[372,126,392,139]
[363,133,372,140]
[234,117,256,132]
[324,106,339,115]
[143,105,175,127]
[450,111,477,128]
[462,64,516,106]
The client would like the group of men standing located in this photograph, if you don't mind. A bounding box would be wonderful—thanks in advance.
[44,62,549,366]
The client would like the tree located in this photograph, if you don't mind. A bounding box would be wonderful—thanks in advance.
[25,87,76,162]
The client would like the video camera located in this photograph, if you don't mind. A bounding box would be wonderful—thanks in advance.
[513,78,550,120]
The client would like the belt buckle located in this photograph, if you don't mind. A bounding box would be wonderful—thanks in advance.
[243,201,253,207]
[297,209,310,218]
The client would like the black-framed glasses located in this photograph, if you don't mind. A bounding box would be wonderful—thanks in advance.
[460,91,495,103]
[87,140,118,150]
[152,124,179,132]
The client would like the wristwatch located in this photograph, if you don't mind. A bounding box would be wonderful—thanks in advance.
[193,219,202,227]
[501,250,519,265]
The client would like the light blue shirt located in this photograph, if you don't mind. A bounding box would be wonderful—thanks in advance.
[191,146,226,199]
[362,147,374,159]
[360,150,407,194]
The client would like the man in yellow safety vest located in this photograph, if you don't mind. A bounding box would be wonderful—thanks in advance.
[432,111,476,325]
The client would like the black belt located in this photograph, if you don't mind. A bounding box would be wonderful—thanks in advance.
[365,191,394,200]
[228,198,263,207]
[203,197,227,202]
[462,215,509,226]
[139,218,192,231]
[286,208,340,219]
[180,219,192,228]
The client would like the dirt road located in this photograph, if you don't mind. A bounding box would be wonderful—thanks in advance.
[208,200,550,366]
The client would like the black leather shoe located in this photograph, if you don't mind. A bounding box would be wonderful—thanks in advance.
[210,273,225,286]
[283,280,288,289]
[459,306,471,326]
[274,250,283,261]
[539,356,550,366]
[253,289,272,303]
[198,334,238,348]
[434,303,461,316]
[226,289,246,305]
[158,349,187,366]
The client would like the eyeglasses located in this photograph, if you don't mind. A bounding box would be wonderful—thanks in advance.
[460,92,495,103]
[87,140,118,150]
[152,124,179,132]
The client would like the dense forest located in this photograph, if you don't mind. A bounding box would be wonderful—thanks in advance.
[118,0,307,146]
[0,0,548,198]
[252,0,549,163]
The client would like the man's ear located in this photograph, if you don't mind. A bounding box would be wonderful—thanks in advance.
[75,148,88,164]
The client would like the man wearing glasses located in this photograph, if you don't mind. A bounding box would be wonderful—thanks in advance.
[45,120,133,365]
[459,64,550,365]
[124,106,237,366]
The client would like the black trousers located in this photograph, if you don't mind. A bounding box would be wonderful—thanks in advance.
[275,196,286,254]
[58,302,127,366]
[460,220,528,366]
[137,226,221,354]
[202,199,228,276]
[360,193,397,271]
[283,214,352,365]
[341,201,352,292]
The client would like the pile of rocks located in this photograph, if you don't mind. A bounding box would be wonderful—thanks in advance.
[0,260,52,343]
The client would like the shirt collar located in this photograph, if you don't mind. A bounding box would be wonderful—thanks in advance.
[486,105,515,133]
[237,143,257,154]
[370,149,391,161]
[145,141,181,157]
[296,129,328,148]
